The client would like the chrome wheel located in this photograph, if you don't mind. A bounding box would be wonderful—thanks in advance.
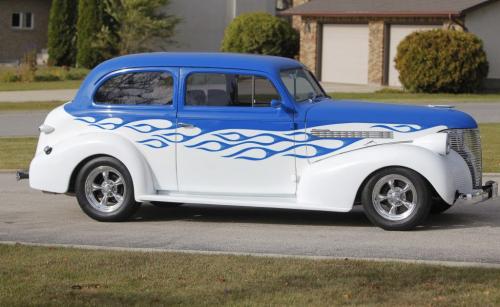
[371,174,418,221]
[84,166,126,213]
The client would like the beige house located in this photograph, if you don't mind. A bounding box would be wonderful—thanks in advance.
[0,0,51,64]
[284,0,500,89]
[0,0,276,64]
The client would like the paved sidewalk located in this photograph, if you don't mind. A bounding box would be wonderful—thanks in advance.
[0,89,76,102]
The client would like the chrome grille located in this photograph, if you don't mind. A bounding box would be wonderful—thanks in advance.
[446,129,482,189]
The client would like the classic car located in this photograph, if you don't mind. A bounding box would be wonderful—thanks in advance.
[21,52,498,230]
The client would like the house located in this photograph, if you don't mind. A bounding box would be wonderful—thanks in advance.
[283,0,500,89]
[0,0,51,64]
[0,0,276,64]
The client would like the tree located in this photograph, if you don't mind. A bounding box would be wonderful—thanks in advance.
[76,0,107,68]
[395,29,489,93]
[48,0,79,66]
[221,13,299,58]
[94,0,180,57]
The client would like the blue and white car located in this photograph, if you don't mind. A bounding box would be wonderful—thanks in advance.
[24,53,498,230]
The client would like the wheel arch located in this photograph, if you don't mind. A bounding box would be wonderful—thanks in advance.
[297,144,470,211]
[353,165,443,206]
[67,154,114,194]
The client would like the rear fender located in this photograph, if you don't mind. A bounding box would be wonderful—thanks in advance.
[29,132,155,198]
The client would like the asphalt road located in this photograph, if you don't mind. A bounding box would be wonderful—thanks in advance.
[1,173,499,264]
[1,102,499,137]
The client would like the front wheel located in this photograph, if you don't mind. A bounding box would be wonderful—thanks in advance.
[75,157,140,222]
[361,167,432,231]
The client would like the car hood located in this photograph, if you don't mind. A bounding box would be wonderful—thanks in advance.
[304,100,478,130]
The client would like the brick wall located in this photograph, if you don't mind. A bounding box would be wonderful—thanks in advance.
[0,0,52,63]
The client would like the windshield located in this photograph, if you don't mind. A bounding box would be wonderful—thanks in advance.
[280,68,326,102]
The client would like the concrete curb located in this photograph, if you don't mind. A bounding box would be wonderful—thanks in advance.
[2,241,500,269]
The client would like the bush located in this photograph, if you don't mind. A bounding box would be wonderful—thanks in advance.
[221,13,298,58]
[34,71,62,82]
[0,70,21,83]
[65,68,89,80]
[395,29,489,93]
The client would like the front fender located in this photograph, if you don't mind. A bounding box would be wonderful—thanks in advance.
[297,143,472,212]
[29,132,155,198]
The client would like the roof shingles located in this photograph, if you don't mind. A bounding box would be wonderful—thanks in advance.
[282,0,494,17]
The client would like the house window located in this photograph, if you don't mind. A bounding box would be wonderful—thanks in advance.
[11,12,34,30]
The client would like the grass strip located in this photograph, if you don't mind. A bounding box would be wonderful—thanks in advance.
[0,123,498,172]
[332,92,500,103]
[0,137,37,170]
[0,101,64,112]
[0,80,82,91]
[1,244,500,306]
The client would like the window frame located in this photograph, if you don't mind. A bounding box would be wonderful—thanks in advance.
[11,12,34,30]
[183,70,282,109]
[91,68,178,111]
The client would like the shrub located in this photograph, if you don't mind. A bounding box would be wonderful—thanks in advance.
[66,68,89,80]
[221,13,299,58]
[48,0,78,66]
[0,70,21,83]
[395,29,489,93]
[34,71,62,82]
[19,51,38,82]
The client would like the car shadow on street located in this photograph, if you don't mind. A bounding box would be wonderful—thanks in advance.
[130,202,500,230]
[131,203,373,227]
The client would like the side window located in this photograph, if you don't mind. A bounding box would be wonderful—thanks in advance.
[185,73,280,107]
[94,72,174,105]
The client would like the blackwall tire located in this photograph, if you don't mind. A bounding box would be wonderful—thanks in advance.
[75,157,140,222]
[361,167,432,231]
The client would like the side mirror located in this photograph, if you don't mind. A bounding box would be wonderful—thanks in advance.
[270,99,282,108]
[270,99,295,113]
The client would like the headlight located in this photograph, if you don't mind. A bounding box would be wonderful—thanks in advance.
[412,133,450,156]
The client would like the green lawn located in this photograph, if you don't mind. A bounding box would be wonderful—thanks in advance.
[0,101,64,112]
[0,80,82,91]
[1,244,499,306]
[1,123,499,172]
[332,92,500,103]
[0,137,37,170]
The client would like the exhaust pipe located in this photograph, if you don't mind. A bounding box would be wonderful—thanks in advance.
[16,170,29,181]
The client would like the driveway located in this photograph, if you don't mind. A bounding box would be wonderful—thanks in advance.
[1,173,499,264]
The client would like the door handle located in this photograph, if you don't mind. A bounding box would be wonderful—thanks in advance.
[177,122,195,128]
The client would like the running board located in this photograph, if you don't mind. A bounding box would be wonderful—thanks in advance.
[136,192,347,212]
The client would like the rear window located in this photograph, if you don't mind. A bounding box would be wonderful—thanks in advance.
[94,72,174,105]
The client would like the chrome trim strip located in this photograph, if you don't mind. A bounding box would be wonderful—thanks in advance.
[311,129,394,139]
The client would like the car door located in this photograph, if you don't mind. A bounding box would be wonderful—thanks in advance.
[176,68,297,195]
[90,67,179,191]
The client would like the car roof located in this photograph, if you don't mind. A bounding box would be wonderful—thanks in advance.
[93,52,303,75]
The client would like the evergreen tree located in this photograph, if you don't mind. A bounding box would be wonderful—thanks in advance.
[76,0,109,68]
[48,0,78,66]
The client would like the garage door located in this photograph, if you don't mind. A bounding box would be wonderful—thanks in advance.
[321,24,369,85]
[389,25,440,87]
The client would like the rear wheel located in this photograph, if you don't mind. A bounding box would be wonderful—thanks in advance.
[361,167,432,231]
[75,157,140,222]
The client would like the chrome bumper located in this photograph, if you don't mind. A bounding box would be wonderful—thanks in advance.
[457,181,498,205]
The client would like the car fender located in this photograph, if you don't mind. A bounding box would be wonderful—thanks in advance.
[29,131,155,198]
[297,143,472,212]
